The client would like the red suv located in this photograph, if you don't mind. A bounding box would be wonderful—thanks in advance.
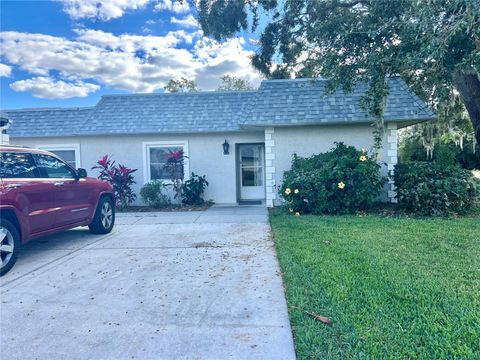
[0,146,115,276]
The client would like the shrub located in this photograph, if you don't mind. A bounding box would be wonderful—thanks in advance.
[394,161,479,216]
[92,155,137,209]
[182,173,208,205]
[140,181,170,207]
[280,142,385,214]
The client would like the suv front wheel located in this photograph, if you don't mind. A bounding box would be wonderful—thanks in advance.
[89,196,115,234]
[0,219,21,276]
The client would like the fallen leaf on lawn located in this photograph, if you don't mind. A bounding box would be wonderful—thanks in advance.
[292,306,332,325]
[306,312,332,325]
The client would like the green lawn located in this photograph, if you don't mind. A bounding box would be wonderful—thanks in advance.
[270,212,480,359]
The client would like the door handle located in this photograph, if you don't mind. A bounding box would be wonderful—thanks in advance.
[6,183,23,189]
[54,182,64,187]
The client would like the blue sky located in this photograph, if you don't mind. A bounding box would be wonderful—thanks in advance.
[0,0,263,109]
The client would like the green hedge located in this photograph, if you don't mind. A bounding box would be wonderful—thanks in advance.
[394,161,479,216]
[280,142,385,214]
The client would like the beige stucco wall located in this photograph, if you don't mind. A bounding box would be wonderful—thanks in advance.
[12,131,264,205]
[267,124,393,205]
[11,123,397,206]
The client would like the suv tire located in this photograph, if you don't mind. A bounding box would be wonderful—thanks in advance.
[0,219,21,276]
[89,196,115,234]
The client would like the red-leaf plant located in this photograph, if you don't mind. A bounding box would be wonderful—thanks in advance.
[164,149,187,201]
[92,155,138,209]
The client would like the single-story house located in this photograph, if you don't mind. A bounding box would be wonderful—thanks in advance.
[3,77,435,207]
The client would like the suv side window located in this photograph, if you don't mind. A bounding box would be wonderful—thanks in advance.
[33,154,77,179]
[0,152,39,178]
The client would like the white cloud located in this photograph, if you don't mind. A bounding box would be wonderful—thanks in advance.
[10,77,99,99]
[170,14,199,28]
[0,29,262,98]
[0,63,12,77]
[154,0,190,13]
[59,0,150,21]
[194,37,261,90]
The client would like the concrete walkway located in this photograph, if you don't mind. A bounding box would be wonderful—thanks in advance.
[0,205,296,360]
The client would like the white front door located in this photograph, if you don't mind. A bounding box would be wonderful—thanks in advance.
[238,144,265,200]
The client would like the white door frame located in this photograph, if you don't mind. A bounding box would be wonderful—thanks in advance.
[236,143,266,201]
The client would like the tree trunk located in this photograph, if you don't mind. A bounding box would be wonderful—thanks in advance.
[453,69,480,145]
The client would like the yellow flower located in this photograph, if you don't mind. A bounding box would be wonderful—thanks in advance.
[294,189,299,194]
[338,181,346,189]
[295,212,300,216]
[284,188,291,195]
[359,155,367,162]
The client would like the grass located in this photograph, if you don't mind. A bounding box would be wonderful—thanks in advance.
[270,211,480,359]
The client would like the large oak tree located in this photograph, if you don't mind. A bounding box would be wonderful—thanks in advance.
[196,0,480,143]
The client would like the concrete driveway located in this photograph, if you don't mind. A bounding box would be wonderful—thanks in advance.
[0,205,295,360]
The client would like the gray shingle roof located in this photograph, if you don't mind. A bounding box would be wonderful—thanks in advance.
[244,77,435,126]
[83,91,255,135]
[3,77,435,138]
[3,108,94,137]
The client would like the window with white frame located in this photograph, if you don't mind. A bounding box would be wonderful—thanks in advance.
[36,144,81,169]
[143,141,189,182]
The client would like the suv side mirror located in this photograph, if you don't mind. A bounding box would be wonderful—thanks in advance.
[77,168,87,179]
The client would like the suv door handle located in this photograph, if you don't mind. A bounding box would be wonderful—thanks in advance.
[6,183,23,189]
[54,182,64,187]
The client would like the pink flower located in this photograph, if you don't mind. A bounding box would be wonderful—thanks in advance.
[118,164,136,176]
[167,149,184,161]
[98,155,110,167]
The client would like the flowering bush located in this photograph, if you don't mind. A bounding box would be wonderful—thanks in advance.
[280,142,385,214]
[394,161,479,216]
[92,155,137,209]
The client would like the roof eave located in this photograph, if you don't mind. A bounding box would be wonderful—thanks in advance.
[7,127,264,138]
[240,115,436,129]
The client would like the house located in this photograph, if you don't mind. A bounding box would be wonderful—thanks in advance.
[3,77,435,207]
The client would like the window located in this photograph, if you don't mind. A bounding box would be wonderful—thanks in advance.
[33,154,77,179]
[49,150,76,168]
[36,144,80,169]
[240,145,264,187]
[0,152,39,178]
[143,141,189,182]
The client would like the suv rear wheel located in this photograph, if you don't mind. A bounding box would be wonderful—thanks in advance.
[0,219,21,276]
[89,196,115,234]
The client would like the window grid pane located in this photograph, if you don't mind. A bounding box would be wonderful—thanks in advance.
[148,145,184,181]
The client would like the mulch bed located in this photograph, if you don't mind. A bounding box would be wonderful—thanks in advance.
[118,202,213,212]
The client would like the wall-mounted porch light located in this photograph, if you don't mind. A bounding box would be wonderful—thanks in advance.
[222,139,230,155]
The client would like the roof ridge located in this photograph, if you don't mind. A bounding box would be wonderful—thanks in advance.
[260,77,322,83]
[240,83,264,124]
[100,89,258,99]
[3,106,95,112]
